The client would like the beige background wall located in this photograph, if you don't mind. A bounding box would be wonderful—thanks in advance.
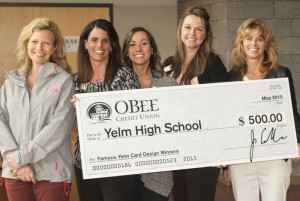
[114,5,177,61]
[0,0,177,65]
[0,2,177,200]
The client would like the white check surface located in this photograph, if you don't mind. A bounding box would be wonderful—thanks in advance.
[76,78,298,179]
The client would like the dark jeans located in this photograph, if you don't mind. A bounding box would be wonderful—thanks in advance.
[74,165,138,201]
[141,185,169,201]
[173,167,220,201]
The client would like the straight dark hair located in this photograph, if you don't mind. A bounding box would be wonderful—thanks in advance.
[77,19,121,84]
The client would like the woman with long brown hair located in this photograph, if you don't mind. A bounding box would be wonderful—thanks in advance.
[163,6,229,201]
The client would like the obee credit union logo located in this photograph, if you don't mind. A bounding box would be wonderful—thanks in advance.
[87,102,112,123]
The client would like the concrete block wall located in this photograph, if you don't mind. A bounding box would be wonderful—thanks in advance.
[178,0,300,179]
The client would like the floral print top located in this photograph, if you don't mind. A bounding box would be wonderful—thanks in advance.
[73,67,140,168]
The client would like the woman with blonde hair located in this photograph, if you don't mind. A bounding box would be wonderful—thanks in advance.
[0,18,75,201]
[227,18,300,201]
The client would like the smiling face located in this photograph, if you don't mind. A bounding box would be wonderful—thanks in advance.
[242,30,265,62]
[180,15,206,51]
[27,29,56,68]
[85,27,112,63]
[127,31,152,68]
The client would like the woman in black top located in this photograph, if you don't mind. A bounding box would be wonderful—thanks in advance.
[163,6,228,201]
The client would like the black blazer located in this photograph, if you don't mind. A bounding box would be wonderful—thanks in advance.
[197,53,229,84]
[163,53,229,84]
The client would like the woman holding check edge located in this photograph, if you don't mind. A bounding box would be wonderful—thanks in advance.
[224,18,300,201]
[71,19,140,201]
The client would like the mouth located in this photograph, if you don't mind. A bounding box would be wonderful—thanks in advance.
[34,52,45,57]
[248,48,260,52]
[187,38,197,42]
[134,54,144,58]
[95,50,105,54]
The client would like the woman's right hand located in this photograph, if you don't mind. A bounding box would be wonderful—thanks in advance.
[6,153,20,173]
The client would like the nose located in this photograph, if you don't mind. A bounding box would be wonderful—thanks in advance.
[135,44,141,51]
[251,38,257,45]
[189,28,196,35]
[36,42,43,49]
[98,41,103,47]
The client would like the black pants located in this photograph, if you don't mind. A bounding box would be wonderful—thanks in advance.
[74,165,138,201]
[173,167,220,201]
[141,185,169,201]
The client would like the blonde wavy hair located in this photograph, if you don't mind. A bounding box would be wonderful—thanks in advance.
[16,18,71,75]
[230,18,278,73]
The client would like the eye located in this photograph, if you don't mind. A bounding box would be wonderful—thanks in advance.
[103,39,110,44]
[90,38,98,43]
[257,37,264,42]
[184,26,191,30]
[42,41,52,47]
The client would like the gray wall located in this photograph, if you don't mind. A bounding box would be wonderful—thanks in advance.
[178,0,300,117]
[178,0,300,179]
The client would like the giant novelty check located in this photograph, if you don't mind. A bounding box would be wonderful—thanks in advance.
[75,78,299,179]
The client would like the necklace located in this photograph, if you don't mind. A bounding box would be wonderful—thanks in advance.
[93,73,105,82]
[91,66,106,83]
